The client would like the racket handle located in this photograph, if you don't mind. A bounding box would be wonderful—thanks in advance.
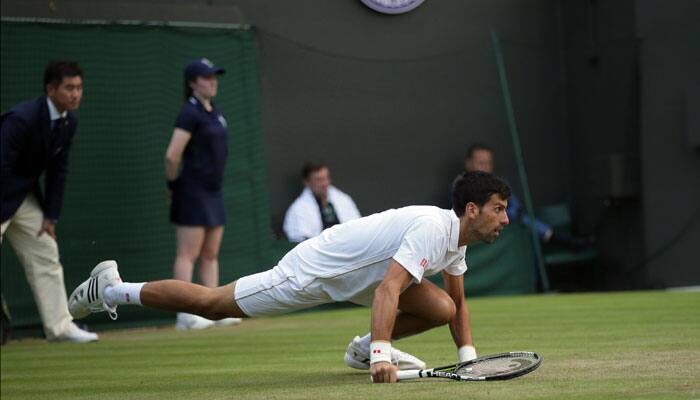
[396,369,423,381]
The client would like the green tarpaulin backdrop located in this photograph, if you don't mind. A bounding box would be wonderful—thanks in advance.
[1,20,274,329]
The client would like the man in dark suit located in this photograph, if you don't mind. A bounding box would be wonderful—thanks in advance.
[0,60,97,342]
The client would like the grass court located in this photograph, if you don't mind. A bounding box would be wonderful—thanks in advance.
[2,290,698,400]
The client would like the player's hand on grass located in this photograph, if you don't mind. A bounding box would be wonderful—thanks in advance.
[371,361,398,383]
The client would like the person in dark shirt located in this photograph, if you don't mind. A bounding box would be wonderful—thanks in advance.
[164,58,240,330]
[461,143,593,249]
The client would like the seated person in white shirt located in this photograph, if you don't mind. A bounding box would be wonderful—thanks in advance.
[68,171,512,384]
[283,161,361,242]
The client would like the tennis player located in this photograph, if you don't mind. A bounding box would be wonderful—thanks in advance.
[69,171,511,383]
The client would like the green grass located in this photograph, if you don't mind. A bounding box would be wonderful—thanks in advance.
[2,291,699,400]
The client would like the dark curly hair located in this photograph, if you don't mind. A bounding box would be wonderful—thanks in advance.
[452,171,511,216]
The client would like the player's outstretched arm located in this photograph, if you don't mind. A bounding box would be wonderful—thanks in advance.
[443,272,477,362]
[370,260,414,383]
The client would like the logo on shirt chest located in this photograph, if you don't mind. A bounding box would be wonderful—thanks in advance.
[217,114,227,128]
[420,258,429,269]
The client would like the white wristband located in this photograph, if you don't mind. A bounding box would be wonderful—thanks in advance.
[370,341,392,365]
[458,345,477,362]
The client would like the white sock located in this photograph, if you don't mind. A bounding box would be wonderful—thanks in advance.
[357,333,372,353]
[104,282,145,306]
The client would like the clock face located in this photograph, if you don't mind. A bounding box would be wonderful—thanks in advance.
[360,0,425,14]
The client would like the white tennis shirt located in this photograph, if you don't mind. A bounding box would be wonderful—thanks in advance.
[275,206,467,306]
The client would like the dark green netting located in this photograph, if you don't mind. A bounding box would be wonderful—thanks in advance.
[1,20,274,330]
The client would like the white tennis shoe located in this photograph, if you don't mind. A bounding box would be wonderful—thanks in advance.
[175,313,242,330]
[68,260,122,320]
[343,336,426,371]
[52,324,99,343]
[175,313,214,330]
[214,317,243,327]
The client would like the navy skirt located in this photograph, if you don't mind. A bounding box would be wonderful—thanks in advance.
[170,179,226,226]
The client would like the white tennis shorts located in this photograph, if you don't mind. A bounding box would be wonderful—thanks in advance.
[233,266,336,317]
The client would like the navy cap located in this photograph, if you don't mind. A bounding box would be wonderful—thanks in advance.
[184,58,225,81]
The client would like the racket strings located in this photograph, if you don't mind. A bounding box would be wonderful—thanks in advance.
[455,356,537,378]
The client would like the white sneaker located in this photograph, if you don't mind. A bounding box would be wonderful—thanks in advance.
[68,260,122,320]
[214,317,242,327]
[343,336,426,371]
[175,313,215,330]
[53,325,99,343]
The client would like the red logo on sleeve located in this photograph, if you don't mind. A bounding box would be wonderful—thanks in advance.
[420,258,429,268]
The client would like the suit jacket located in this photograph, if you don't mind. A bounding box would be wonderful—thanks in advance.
[0,96,78,223]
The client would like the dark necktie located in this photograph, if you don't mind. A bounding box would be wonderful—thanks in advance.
[51,118,65,135]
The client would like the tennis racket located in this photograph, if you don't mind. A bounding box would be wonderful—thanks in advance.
[397,351,541,382]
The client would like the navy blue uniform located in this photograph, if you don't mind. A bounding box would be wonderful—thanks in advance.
[170,96,229,226]
[1,96,77,223]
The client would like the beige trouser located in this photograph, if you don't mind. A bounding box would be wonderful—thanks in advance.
[0,194,76,340]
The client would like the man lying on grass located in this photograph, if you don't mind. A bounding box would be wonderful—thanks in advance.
[69,171,511,383]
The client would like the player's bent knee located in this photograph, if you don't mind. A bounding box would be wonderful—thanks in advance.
[433,297,457,325]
